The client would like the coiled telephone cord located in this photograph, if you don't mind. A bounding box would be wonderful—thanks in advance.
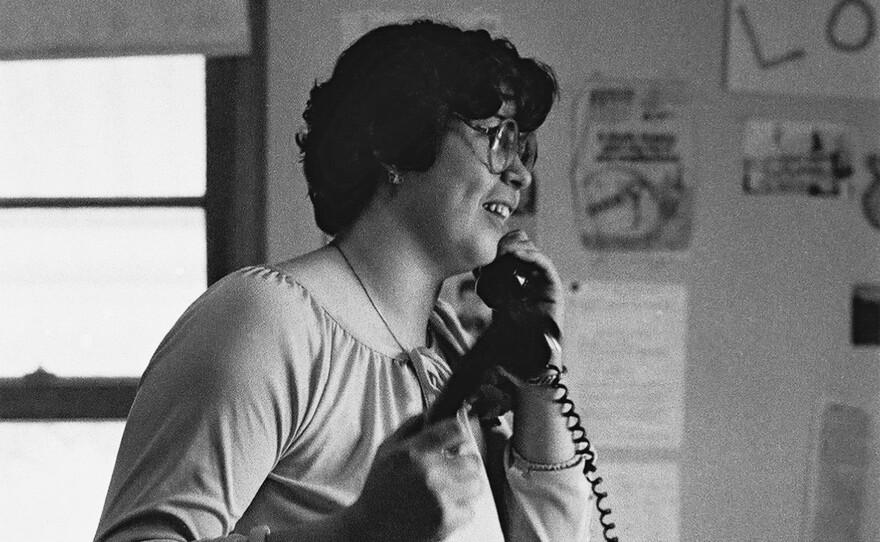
[543,364,618,542]
[425,322,619,541]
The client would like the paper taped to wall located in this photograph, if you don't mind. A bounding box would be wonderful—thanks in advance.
[805,401,873,542]
[563,280,687,449]
[570,76,694,252]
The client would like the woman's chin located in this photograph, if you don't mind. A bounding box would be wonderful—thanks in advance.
[466,241,502,270]
[442,233,504,276]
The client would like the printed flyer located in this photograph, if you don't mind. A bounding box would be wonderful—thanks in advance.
[742,119,855,197]
[570,77,694,251]
[563,280,687,450]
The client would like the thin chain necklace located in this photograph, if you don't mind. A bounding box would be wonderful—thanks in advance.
[332,242,408,355]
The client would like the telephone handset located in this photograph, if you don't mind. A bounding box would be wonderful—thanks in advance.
[427,253,619,542]
[473,252,544,311]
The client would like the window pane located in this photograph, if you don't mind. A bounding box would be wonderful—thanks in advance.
[0,55,205,198]
[0,421,124,541]
[0,208,207,377]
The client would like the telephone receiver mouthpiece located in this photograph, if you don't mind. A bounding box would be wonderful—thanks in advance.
[475,253,539,310]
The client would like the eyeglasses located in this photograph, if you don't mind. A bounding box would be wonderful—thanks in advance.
[454,114,538,174]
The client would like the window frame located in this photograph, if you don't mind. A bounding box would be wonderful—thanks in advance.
[0,1,267,420]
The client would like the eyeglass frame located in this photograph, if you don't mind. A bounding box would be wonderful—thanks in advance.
[452,113,538,174]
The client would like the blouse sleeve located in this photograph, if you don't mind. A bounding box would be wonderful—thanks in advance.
[481,418,593,542]
[94,269,313,542]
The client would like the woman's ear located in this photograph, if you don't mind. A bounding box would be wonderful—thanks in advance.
[383,164,402,185]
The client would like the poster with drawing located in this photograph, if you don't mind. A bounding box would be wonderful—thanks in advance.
[742,120,855,197]
[571,77,694,251]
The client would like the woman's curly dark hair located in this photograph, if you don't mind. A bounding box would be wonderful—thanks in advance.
[295,19,559,235]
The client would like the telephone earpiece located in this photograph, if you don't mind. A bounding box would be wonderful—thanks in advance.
[474,253,542,310]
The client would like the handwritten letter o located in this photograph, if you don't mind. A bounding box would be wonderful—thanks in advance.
[826,0,876,53]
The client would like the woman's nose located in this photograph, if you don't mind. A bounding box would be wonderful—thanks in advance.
[502,155,533,191]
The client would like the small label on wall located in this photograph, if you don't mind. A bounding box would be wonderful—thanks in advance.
[742,120,856,197]
[851,283,880,346]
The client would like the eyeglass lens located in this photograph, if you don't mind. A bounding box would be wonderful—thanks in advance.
[491,119,537,173]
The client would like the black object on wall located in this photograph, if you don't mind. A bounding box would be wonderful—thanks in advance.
[851,284,880,346]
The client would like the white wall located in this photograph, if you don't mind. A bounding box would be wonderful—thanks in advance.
[266,1,880,541]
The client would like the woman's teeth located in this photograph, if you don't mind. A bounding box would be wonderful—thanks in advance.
[484,202,511,219]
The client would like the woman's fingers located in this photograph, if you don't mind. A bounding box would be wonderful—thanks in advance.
[414,418,483,530]
[351,415,485,541]
[497,230,560,280]
[496,229,533,255]
[491,230,565,327]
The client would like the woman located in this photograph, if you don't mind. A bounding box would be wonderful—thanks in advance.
[95,19,592,542]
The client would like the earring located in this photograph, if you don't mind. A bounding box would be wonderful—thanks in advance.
[386,165,402,185]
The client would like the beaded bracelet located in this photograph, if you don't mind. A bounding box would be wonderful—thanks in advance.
[510,446,585,472]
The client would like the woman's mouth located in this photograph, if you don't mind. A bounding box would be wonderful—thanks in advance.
[483,202,512,220]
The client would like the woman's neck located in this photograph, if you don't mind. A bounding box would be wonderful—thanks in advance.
[332,222,444,352]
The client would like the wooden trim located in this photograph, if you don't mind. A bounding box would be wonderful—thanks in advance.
[0,196,204,209]
[0,0,251,61]
[0,373,139,420]
[205,0,268,285]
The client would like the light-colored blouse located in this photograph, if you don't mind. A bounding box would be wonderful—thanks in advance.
[94,266,591,542]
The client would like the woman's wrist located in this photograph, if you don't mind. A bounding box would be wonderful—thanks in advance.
[497,332,564,392]
[508,343,577,464]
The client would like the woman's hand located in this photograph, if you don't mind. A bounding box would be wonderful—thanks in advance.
[341,415,484,542]
[491,229,564,331]
[480,232,578,465]
[471,230,564,381]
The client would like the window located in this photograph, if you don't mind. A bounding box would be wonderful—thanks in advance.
[0,42,268,540]
[1,55,209,379]
[0,53,206,540]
